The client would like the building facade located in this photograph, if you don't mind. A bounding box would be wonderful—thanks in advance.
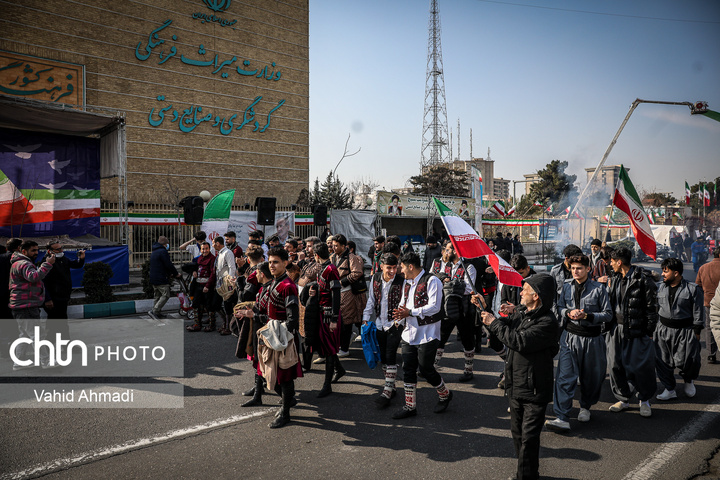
[0,0,309,205]
[585,165,627,197]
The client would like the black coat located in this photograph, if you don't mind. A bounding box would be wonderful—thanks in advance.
[42,254,84,302]
[149,242,178,285]
[488,274,559,404]
[422,245,442,273]
[608,265,658,338]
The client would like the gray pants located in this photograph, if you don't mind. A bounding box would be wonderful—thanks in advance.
[607,324,657,402]
[152,284,171,314]
[553,330,607,421]
[705,306,717,356]
[11,310,50,366]
[654,323,701,391]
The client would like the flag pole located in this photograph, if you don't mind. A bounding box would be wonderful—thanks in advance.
[606,173,622,243]
[457,257,479,296]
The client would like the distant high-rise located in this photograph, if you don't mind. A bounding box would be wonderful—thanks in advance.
[420,0,450,167]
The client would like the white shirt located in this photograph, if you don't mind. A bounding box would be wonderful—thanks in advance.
[399,269,443,345]
[215,247,237,279]
[184,243,201,259]
[363,274,397,330]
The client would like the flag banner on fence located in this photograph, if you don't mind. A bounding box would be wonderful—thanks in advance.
[613,165,656,259]
[433,197,523,287]
[685,181,691,206]
[201,189,235,243]
[0,128,100,237]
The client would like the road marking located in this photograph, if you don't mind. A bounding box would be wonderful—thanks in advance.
[2,409,273,480]
[622,395,720,480]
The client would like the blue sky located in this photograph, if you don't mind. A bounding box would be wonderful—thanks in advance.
[308,0,720,201]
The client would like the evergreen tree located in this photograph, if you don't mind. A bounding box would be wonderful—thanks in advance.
[315,171,352,209]
[518,160,577,215]
[408,165,469,197]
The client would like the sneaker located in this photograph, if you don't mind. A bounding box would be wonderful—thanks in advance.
[12,363,35,371]
[545,418,571,432]
[337,350,350,358]
[313,356,326,364]
[639,401,652,418]
[684,381,696,398]
[354,334,362,342]
[656,389,677,401]
[577,408,591,422]
[148,310,158,320]
[609,401,629,412]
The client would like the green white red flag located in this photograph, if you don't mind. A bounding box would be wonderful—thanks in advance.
[613,165,656,260]
[433,197,523,287]
[492,201,506,217]
[704,184,711,207]
[201,189,236,243]
[685,181,691,206]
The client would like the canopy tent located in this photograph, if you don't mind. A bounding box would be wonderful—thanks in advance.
[0,94,127,242]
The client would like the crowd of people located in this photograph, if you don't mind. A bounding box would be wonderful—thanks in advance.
[2,227,719,480]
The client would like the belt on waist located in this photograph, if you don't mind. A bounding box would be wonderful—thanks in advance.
[196,278,209,283]
[659,315,693,329]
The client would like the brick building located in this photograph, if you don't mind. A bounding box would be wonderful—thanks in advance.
[0,0,309,205]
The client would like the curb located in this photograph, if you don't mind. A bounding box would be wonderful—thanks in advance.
[67,297,180,319]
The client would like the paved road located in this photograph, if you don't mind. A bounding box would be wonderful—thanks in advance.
[1,259,718,480]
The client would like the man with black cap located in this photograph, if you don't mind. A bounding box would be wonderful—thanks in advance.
[589,238,603,270]
[422,235,442,273]
[480,273,559,480]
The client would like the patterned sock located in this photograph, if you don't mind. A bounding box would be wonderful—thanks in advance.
[434,348,444,368]
[463,349,475,375]
[383,365,397,398]
[404,383,417,410]
[435,379,450,400]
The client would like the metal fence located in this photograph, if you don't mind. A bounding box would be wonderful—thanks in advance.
[101,200,320,268]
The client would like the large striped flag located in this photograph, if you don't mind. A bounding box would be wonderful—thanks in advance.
[685,181,691,206]
[704,184,711,207]
[613,165,656,259]
[201,189,236,244]
[433,197,523,287]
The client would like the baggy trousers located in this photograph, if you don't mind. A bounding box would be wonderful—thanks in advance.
[553,330,607,421]
[607,323,657,403]
[653,323,701,391]
[401,339,442,387]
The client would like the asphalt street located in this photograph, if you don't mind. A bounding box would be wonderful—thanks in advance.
[0,260,718,480]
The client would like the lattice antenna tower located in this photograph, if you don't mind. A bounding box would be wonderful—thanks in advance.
[420,0,450,168]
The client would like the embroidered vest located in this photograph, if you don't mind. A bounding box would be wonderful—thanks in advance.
[411,272,442,326]
[372,272,404,318]
[431,258,464,280]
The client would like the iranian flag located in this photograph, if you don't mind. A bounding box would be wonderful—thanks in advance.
[546,203,555,214]
[506,204,516,216]
[704,185,711,207]
[492,201,506,217]
[685,181,691,206]
[613,165,656,260]
[673,211,683,220]
[433,197,523,287]
[0,168,33,224]
[201,189,236,243]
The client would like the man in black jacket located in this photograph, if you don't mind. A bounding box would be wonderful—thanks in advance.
[607,247,658,418]
[42,241,85,340]
[481,273,559,480]
[149,236,179,319]
[422,235,442,273]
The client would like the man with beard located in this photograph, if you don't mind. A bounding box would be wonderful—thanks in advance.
[545,254,612,432]
[392,252,452,419]
[481,274,558,480]
[363,253,405,408]
[589,239,603,271]
[332,234,367,357]
[606,247,658,418]
[0,238,23,358]
[9,240,55,369]
[370,235,385,275]
[654,257,704,401]
[430,241,478,382]
[422,235,442,273]
[212,236,236,335]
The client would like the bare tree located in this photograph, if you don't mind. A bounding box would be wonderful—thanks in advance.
[348,176,380,209]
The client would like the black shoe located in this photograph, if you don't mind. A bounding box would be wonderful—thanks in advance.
[269,413,290,428]
[242,386,256,397]
[392,407,417,419]
[275,397,297,416]
[375,394,392,409]
[241,396,262,407]
[433,391,453,413]
[458,372,474,383]
[708,355,717,364]
[497,372,506,389]
[317,384,332,398]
